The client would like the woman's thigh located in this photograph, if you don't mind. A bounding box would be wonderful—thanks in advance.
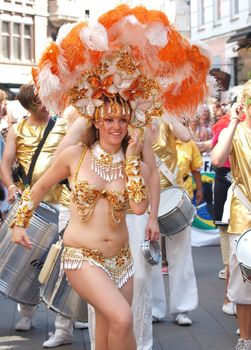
[65,261,133,320]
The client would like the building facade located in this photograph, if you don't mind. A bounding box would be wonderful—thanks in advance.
[0,0,49,96]
[190,0,251,100]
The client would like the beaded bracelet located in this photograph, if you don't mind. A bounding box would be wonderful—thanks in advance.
[10,186,34,228]
[125,157,147,203]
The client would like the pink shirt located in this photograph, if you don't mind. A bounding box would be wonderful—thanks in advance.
[212,131,230,168]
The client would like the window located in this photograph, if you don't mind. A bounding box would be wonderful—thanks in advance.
[213,55,221,69]
[13,23,21,59]
[0,19,34,62]
[24,24,32,60]
[214,0,221,23]
[230,0,239,17]
[2,22,10,58]
[198,0,205,27]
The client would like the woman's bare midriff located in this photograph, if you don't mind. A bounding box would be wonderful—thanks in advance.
[63,199,129,257]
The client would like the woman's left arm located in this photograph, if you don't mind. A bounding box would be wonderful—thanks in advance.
[127,160,150,215]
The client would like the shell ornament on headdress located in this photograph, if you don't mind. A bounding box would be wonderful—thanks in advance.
[32,4,217,128]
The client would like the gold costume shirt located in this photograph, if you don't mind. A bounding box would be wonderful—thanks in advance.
[228,123,251,234]
[152,121,183,190]
[13,118,70,206]
[176,140,203,198]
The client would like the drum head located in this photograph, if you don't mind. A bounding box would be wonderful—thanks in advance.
[236,230,251,266]
[158,187,183,218]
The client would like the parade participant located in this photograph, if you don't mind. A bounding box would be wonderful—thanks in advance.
[211,80,251,350]
[152,119,199,326]
[54,113,161,350]
[0,89,8,141]
[0,133,8,222]
[29,3,213,346]
[211,114,234,315]
[11,94,150,350]
[0,84,71,335]
[176,138,204,205]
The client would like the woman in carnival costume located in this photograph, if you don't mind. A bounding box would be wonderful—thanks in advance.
[11,94,150,350]
[12,4,214,350]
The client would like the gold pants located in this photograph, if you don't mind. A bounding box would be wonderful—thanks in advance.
[61,245,134,289]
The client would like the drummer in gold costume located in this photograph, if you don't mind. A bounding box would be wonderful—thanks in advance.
[211,79,251,350]
[176,139,204,203]
[151,120,199,326]
[0,84,72,339]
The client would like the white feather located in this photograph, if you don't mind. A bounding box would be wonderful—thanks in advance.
[37,64,61,99]
[57,53,70,81]
[79,22,108,51]
[207,75,219,99]
[145,22,168,47]
[157,62,194,95]
[121,15,143,27]
[56,22,78,45]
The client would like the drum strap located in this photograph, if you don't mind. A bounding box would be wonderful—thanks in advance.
[22,118,56,186]
[234,183,251,212]
[155,154,177,186]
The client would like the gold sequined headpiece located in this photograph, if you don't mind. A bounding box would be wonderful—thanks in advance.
[94,96,131,122]
[32,4,214,127]
[65,47,161,128]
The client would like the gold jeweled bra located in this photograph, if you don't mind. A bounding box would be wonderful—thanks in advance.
[71,146,129,227]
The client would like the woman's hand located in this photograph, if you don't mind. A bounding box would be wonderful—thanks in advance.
[145,216,160,242]
[126,129,144,159]
[11,226,32,250]
[196,188,204,205]
[230,103,243,123]
[8,185,22,203]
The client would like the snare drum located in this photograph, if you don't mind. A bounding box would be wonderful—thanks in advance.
[40,246,88,322]
[141,240,161,266]
[158,186,196,236]
[236,229,251,283]
[0,198,59,305]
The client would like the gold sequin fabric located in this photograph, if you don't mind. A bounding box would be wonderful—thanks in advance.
[13,118,70,206]
[72,180,129,227]
[228,123,251,234]
[125,157,147,203]
[152,121,183,190]
[10,186,34,228]
[61,245,134,289]
[72,146,129,227]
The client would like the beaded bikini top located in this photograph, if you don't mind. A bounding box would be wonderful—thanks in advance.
[71,146,130,228]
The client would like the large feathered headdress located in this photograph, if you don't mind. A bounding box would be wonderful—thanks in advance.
[32,4,216,127]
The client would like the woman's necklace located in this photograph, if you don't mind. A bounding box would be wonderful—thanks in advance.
[91,142,124,182]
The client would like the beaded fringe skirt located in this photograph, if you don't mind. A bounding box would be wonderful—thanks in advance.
[61,245,134,289]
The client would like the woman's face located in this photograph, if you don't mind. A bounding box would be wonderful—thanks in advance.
[95,114,128,148]
[199,112,209,125]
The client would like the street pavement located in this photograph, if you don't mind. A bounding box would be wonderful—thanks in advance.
[0,245,238,350]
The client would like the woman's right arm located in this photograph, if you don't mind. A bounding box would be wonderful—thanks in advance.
[11,147,75,249]
[211,103,243,167]
[0,126,20,202]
